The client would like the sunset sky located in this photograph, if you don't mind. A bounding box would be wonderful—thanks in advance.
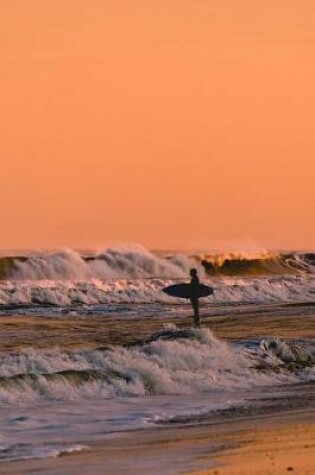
[1,1,314,250]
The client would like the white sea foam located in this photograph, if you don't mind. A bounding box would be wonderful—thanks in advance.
[0,246,313,466]
[0,274,314,309]
[0,442,87,463]
[11,246,202,280]
[0,395,246,465]
[0,327,313,466]
[5,245,314,282]
[0,245,313,310]
[0,328,313,404]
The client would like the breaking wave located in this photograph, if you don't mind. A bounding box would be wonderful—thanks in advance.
[0,246,314,281]
[0,275,314,308]
[0,246,199,281]
[198,251,315,276]
[0,246,313,309]
[0,328,313,403]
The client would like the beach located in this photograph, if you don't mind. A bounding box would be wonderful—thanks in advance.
[0,248,314,472]
[0,394,313,474]
[0,300,314,473]
[194,410,315,475]
[2,0,315,471]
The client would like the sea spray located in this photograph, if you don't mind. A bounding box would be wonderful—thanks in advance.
[0,328,313,403]
[0,274,314,310]
[10,246,202,281]
[1,246,314,281]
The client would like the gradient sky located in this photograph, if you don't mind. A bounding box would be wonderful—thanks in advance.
[1,1,314,250]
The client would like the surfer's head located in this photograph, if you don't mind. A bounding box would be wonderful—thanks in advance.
[190,268,197,277]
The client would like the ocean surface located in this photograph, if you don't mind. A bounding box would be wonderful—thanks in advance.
[0,245,314,468]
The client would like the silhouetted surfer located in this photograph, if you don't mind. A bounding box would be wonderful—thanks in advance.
[162,270,213,323]
[189,268,200,326]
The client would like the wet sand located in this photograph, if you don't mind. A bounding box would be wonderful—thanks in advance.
[0,302,315,351]
[0,407,313,474]
[194,412,315,475]
[0,303,314,474]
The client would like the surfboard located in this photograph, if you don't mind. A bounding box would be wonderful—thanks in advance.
[162,283,214,299]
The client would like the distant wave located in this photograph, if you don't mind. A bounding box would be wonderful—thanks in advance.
[0,246,199,280]
[0,245,314,281]
[197,251,315,276]
[0,245,313,309]
[0,328,313,403]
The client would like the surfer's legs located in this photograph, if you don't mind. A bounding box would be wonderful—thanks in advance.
[190,298,200,326]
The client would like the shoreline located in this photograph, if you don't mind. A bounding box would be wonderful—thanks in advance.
[0,303,314,474]
[0,406,313,474]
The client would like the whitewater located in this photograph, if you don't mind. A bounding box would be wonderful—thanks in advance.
[0,245,314,312]
[0,244,314,467]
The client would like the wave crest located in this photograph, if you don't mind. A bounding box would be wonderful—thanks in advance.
[0,246,314,281]
[0,328,313,403]
[197,251,314,276]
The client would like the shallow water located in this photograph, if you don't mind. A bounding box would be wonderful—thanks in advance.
[0,323,313,463]
[0,246,314,464]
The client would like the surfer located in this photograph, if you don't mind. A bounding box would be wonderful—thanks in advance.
[162,271,213,326]
[189,268,200,326]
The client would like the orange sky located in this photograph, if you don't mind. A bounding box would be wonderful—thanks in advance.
[1,1,314,250]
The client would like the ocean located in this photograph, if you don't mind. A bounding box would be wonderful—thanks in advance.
[0,245,314,470]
